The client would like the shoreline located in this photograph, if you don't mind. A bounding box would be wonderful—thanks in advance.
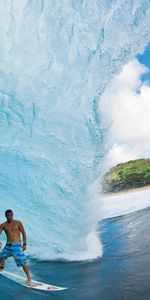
[102,184,150,197]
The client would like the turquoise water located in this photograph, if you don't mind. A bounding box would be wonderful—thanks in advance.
[0,207,150,300]
[0,1,150,260]
[0,2,150,298]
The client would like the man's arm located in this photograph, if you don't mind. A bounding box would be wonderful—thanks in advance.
[0,224,3,235]
[0,224,4,249]
[19,222,27,250]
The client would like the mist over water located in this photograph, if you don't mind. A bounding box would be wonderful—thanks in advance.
[0,0,150,260]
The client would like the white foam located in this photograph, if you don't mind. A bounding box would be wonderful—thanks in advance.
[101,188,150,219]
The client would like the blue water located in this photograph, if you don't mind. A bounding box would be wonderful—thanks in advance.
[0,0,150,261]
[0,207,150,299]
[0,1,150,298]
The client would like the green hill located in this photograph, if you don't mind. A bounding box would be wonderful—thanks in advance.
[102,159,150,193]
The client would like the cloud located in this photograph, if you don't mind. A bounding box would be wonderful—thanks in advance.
[99,59,150,171]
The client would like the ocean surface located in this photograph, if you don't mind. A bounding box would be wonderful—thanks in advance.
[0,199,150,300]
[0,1,150,299]
[1,0,150,261]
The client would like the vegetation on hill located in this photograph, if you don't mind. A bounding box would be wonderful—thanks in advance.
[102,159,150,193]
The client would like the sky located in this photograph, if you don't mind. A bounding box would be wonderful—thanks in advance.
[137,43,150,82]
[99,43,150,172]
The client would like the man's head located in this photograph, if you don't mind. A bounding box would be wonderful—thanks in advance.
[5,209,13,222]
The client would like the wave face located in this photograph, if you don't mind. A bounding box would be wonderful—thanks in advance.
[0,0,150,260]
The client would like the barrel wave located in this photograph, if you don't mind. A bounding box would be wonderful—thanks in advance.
[0,0,150,260]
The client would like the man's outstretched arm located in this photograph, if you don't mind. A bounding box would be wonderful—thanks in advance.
[0,224,3,249]
[19,222,27,251]
[0,225,3,234]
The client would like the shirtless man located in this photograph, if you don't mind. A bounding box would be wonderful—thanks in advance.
[0,209,31,285]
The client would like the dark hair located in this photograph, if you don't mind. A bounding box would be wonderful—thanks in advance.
[5,209,13,217]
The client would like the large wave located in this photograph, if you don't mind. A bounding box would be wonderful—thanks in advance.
[0,0,150,260]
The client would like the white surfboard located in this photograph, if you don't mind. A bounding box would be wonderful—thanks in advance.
[1,270,67,291]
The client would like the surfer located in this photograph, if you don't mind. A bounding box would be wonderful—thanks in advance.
[0,209,31,286]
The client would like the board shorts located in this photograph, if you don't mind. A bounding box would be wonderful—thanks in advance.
[0,243,27,267]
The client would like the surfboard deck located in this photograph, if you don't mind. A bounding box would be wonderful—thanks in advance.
[1,270,67,291]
